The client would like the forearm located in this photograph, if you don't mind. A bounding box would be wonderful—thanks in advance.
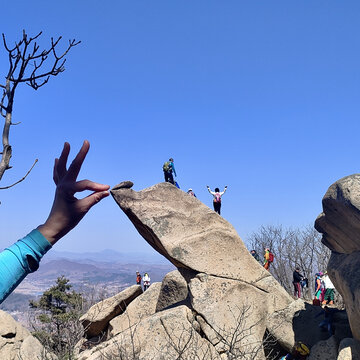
[0,230,51,303]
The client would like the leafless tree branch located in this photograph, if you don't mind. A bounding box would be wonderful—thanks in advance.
[0,30,80,188]
[0,158,37,190]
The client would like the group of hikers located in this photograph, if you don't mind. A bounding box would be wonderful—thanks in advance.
[250,248,336,306]
[292,268,335,306]
[136,271,151,291]
[250,248,274,270]
[162,157,228,215]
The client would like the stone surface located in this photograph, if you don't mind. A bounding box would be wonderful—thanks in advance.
[78,306,221,360]
[315,174,360,341]
[112,180,134,190]
[0,310,56,360]
[188,273,268,358]
[108,282,161,337]
[327,252,359,340]
[80,284,142,338]
[111,182,271,283]
[156,270,188,312]
[267,300,328,350]
[315,174,360,254]
[308,336,338,360]
[337,338,360,360]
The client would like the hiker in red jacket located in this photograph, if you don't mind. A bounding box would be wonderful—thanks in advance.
[263,248,274,270]
[136,271,142,285]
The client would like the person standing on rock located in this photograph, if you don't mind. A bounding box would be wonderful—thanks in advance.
[293,267,304,298]
[250,250,261,264]
[163,158,177,185]
[187,188,196,197]
[143,272,151,291]
[316,306,341,336]
[314,272,325,302]
[136,271,142,285]
[207,186,227,215]
[322,272,335,305]
[263,248,273,270]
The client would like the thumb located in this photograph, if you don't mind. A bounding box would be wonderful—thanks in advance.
[80,190,110,212]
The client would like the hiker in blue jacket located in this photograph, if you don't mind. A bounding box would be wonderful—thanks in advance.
[0,141,110,303]
[163,158,177,184]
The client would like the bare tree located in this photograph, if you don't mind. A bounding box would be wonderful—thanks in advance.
[0,30,80,189]
[247,224,331,300]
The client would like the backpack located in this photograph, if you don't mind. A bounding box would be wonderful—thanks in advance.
[294,342,310,356]
[268,252,274,263]
[163,161,170,172]
[214,193,221,203]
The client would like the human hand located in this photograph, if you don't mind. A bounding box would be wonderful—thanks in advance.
[37,141,110,245]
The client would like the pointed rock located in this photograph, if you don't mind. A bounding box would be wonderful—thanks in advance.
[108,282,162,338]
[111,182,271,282]
[80,285,142,338]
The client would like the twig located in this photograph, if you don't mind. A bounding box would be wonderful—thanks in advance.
[0,158,38,189]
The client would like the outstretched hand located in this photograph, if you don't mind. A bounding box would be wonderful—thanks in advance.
[37,141,110,245]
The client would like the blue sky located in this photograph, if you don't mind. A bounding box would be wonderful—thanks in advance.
[1,1,360,255]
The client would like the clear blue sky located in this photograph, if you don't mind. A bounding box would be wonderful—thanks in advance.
[1,1,360,254]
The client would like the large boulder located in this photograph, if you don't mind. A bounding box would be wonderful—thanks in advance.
[308,336,338,360]
[337,338,360,360]
[108,282,162,337]
[315,174,360,341]
[267,300,328,350]
[78,306,220,360]
[156,270,188,312]
[80,285,142,338]
[111,182,271,282]
[110,183,299,357]
[0,310,56,360]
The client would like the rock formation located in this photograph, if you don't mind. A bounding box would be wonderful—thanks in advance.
[315,174,360,341]
[98,182,301,359]
[80,284,142,338]
[12,179,350,360]
[0,310,56,360]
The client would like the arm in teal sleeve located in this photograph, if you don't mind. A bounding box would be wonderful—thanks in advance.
[0,229,52,304]
[171,162,177,177]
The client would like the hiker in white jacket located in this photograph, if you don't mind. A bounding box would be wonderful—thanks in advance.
[207,186,227,215]
[143,273,151,291]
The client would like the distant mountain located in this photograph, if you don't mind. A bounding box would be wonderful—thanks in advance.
[44,248,170,265]
[28,258,174,285]
[2,249,175,315]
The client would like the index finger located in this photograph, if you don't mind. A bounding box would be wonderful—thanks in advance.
[65,140,90,182]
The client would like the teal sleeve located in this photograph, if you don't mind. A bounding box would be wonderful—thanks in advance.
[0,229,52,303]
[171,162,177,176]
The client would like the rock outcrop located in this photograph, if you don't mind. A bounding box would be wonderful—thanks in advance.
[155,270,188,312]
[315,174,360,341]
[0,310,56,360]
[108,282,162,337]
[108,182,296,358]
[71,180,357,359]
[80,284,143,338]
